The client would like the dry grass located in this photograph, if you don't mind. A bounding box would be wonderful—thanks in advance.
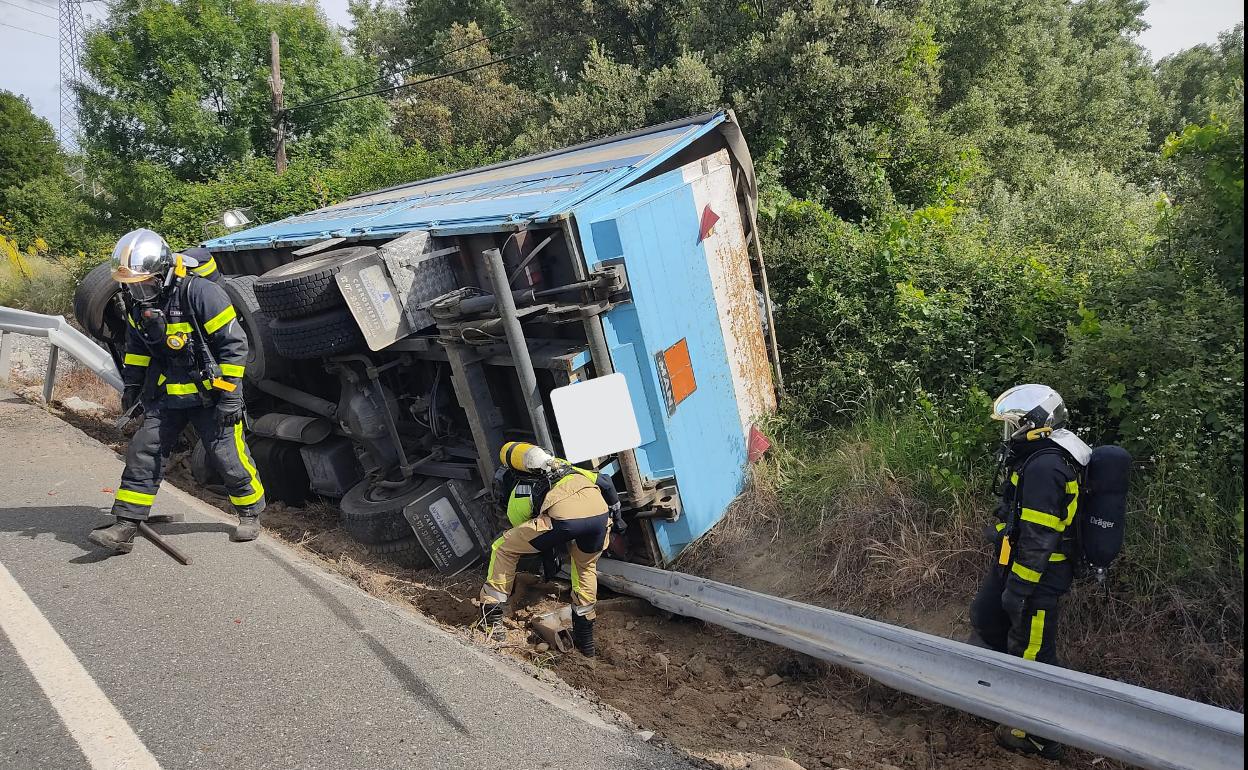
[679,436,984,617]
[52,367,122,411]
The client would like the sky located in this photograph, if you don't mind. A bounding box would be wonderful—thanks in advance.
[1,0,1244,141]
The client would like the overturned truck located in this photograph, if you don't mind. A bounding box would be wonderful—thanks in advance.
[76,111,780,569]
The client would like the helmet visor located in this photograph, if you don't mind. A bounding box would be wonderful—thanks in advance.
[125,278,162,303]
[992,384,1067,431]
[111,264,157,283]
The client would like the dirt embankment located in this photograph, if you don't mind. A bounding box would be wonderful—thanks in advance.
[38,394,1101,770]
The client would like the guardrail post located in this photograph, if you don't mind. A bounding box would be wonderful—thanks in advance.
[0,330,12,386]
[42,345,60,404]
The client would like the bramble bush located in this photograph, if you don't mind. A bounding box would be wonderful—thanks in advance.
[762,139,1245,590]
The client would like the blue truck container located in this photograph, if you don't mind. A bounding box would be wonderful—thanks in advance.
[203,111,780,566]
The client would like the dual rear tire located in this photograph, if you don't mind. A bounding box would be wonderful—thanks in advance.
[253,247,375,359]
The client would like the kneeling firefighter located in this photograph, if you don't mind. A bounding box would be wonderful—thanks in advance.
[88,229,265,553]
[479,442,624,656]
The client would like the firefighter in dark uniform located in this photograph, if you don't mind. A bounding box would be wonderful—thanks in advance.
[181,246,222,283]
[970,384,1091,760]
[479,442,623,656]
[88,229,265,552]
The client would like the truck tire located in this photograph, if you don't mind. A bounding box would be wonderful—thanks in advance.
[339,476,436,545]
[269,306,364,359]
[219,274,286,382]
[365,537,433,570]
[71,262,128,369]
[253,246,376,320]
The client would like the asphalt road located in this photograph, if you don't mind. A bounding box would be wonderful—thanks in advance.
[0,391,696,770]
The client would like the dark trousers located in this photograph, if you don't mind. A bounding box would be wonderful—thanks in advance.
[111,401,265,520]
[969,559,1069,665]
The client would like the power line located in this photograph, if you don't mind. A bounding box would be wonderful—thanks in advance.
[0,19,56,38]
[286,51,521,113]
[303,24,519,108]
[0,0,58,20]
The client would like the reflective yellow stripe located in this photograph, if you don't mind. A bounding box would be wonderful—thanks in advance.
[157,374,166,384]
[166,322,193,334]
[126,313,138,328]
[1064,480,1079,527]
[165,380,211,395]
[482,536,511,602]
[227,421,265,506]
[1011,561,1042,583]
[191,258,217,276]
[115,488,155,506]
[203,305,237,334]
[995,521,1007,531]
[1049,553,1067,562]
[219,363,245,377]
[1020,507,1066,531]
[123,353,151,366]
[1010,472,1019,486]
[570,556,581,593]
[1023,609,1046,661]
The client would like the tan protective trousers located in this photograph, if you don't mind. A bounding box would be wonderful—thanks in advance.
[480,476,609,619]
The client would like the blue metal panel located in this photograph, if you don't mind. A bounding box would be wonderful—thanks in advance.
[204,114,729,251]
[575,168,749,563]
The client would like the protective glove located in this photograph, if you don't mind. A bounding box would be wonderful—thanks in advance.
[216,389,245,428]
[1001,587,1029,620]
[121,384,143,412]
[608,501,627,533]
[539,549,562,582]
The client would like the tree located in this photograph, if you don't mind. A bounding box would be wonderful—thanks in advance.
[0,91,63,203]
[348,0,516,81]
[934,0,1162,189]
[1161,100,1246,293]
[392,23,539,152]
[1155,23,1245,140]
[78,0,388,182]
[690,0,950,218]
[524,46,721,151]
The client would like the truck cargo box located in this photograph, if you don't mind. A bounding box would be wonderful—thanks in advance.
[203,111,781,566]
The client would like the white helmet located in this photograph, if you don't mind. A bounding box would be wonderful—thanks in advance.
[110,228,174,284]
[991,384,1068,440]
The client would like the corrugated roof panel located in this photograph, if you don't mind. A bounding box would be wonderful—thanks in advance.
[205,113,726,251]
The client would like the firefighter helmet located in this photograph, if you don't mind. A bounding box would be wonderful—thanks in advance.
[991,384,1068,440]
[110,228,174,284]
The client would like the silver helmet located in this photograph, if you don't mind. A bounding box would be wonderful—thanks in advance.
[110,228,174,284]
[991,384,1068,440]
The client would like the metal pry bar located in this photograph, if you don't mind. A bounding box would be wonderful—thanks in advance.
[136,521,193,565]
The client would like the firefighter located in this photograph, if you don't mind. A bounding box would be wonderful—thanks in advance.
[969,384,1092,760]
[180,246,222,283]
[88,229,265,553]
[479,442,623,656]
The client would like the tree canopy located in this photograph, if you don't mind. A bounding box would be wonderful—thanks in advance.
[0,92,63,198]
[78,0,388,182]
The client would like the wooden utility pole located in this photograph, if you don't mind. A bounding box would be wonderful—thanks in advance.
[270,31,287,174]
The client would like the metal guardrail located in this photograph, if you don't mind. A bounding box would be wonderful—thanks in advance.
[0,306,123,398]
[599,560,1245,770]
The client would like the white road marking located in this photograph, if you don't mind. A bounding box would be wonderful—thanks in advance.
[0,560,163,770]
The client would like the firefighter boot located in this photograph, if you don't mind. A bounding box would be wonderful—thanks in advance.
[88,518,140,554]
[480,602,508,642]
[995,725,1064,760]
[571,613,595,657]
[231,514,261,542]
